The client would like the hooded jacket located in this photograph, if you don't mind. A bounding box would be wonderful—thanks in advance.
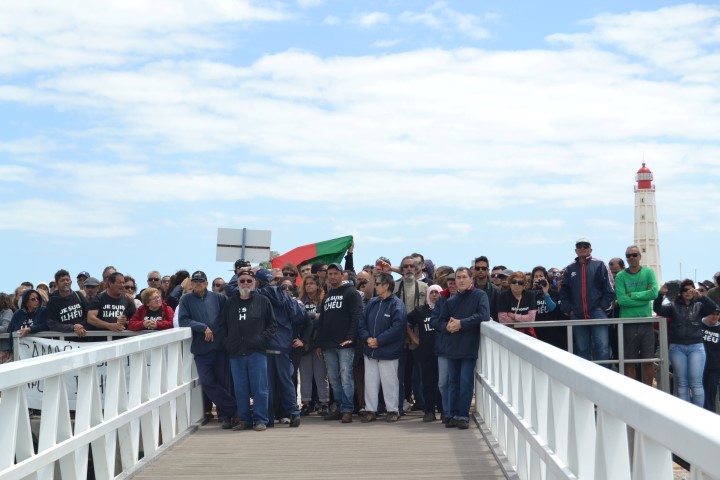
[178,290,226,355]
[358,294,407,360]
[255,284,307,353]
[316,281,363,349]
[9,289,48,352]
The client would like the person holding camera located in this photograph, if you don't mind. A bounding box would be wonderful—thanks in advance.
[530,266,566,349]
[497,271,537,337]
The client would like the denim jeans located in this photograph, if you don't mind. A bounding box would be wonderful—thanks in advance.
[267,352,300,422]
[572,309,610,361]
[669,343,706,407]
[447,357,476,422]
[437,356,450,420]
[228,352,268,426]
[323,348,355,413]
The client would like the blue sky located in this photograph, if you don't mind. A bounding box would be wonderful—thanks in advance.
[2,0,720,293]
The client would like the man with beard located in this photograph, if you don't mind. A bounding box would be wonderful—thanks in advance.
[46,269,88,337]
[220,270,276,431]
[315,263,363,423]
[87,272,136,332]
[473,256,499,321]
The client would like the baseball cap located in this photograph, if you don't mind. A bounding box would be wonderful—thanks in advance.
[77,271,90,279]
[575,237,591,247]
[83,277,100,287]
[191,271,207,282]
[328,263,343,272]
[234,259,251,270]
[255,269,273,283]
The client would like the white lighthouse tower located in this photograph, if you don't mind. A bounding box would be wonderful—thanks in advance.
[634,162,662,283]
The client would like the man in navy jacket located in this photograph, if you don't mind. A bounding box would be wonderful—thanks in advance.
[436,267,490,430]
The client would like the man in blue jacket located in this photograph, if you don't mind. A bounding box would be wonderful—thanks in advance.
[358,273,407,423]
[437,267,490,430]
[254,268,306,427]
[179,271,238,429]
[559,238,616,362]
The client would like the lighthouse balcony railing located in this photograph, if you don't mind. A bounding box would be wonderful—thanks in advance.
[475,319,720,480]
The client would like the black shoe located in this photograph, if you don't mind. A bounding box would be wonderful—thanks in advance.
[319,404,329,417]
[410,402,424,411]
[445,418,458,428]
[290,415,301,428]
[300,404,310,417]
[423,412,436,422]
[457,420,469,430]
[221,413,240,430]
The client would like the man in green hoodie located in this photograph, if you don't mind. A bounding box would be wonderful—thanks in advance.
[615,245,659,386]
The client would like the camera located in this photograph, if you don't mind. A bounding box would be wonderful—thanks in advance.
[534,278,548,290]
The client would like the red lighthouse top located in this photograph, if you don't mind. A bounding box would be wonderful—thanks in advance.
[635,162,653,190]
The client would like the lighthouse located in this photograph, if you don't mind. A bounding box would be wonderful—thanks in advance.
[634,163,662,283]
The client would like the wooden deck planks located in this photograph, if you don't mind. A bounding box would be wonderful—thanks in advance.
[131,413,506,479]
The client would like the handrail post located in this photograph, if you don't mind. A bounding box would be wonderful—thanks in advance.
[657,318,670,394]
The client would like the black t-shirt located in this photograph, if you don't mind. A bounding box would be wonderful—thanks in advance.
[89,292,137,327]
[703,319,720,372]
[46,292,87,332]
[496,290,537,317]
[143,307,163,323]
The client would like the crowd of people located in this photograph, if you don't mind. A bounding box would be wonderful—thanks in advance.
[2,238,720,431]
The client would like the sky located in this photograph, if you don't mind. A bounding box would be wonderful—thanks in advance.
[2,0,720,293]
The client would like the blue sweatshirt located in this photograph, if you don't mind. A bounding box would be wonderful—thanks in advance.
[179,290,227,355]
[436,286,490,359]
[358,294,407,360]
[255,285,306,353]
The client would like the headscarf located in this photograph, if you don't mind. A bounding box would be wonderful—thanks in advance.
[427,285,442,309]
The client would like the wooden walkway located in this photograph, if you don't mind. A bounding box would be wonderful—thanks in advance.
[131,411,506,479]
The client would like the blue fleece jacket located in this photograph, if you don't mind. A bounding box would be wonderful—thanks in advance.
[255,285,306,353]
[558,256,615,319]
[358,294,407,360]
[436,286,490,359]
[178,290,227,355]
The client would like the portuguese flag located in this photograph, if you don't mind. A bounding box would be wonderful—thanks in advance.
[271,235,353,270]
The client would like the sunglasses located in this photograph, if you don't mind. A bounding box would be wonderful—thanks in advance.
[474,266,488,271]
[283,272,297,277]
[682,287,694,293]
[402,264,415,269]
[125,285,136,290]
[238,279,255,284]
[576,244,591,249]
[148,277,160,281]
[625,253,639,258]
[213,283,225,288]
[510,280,525,286]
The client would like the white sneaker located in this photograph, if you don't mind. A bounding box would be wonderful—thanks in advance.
[279,417,291,424]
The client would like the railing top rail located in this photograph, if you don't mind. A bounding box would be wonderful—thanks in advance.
[0,328,192,390]
[512,316,660,328]
[481,320,720,472]
[0,331,152,339]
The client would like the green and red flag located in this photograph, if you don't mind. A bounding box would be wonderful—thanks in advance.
[271,235,353,271]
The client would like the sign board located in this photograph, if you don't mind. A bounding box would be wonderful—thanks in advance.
[216,228,271,263]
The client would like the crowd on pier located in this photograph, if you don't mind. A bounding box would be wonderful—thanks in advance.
[2,238,720,431]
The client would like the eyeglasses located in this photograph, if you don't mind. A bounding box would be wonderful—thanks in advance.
[213,283,225,288]
[474,266,488,271]
[283,272,297,277]
[402,264,415,269]
[698,288,706,293]
[148,277,160,282]
[491,274,500,278]
[238,279,255,284]
[576,243,591,249]
[510,280,525,286]
[682,287,694,293]
[85,285,98,289]
[625,253,639,258]
[125,285,136,291]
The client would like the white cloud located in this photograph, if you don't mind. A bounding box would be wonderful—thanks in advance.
[372,39,401,48]
[297,0,323,8]
[400,1,491,40]
[0,0,288,75]
[356,12,391,28]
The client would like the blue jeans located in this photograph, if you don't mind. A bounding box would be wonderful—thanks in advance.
[437,356,450,420]
[447,357,476,422]
[267,352,300,422]
[194,349,236,422]
[323,348,355,413]
[669,343,706,407]
[229,352,269,426]
[572,309,610,361]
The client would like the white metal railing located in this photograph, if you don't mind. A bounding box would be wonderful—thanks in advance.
[0,328,204,480]
[475,320,720,480]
